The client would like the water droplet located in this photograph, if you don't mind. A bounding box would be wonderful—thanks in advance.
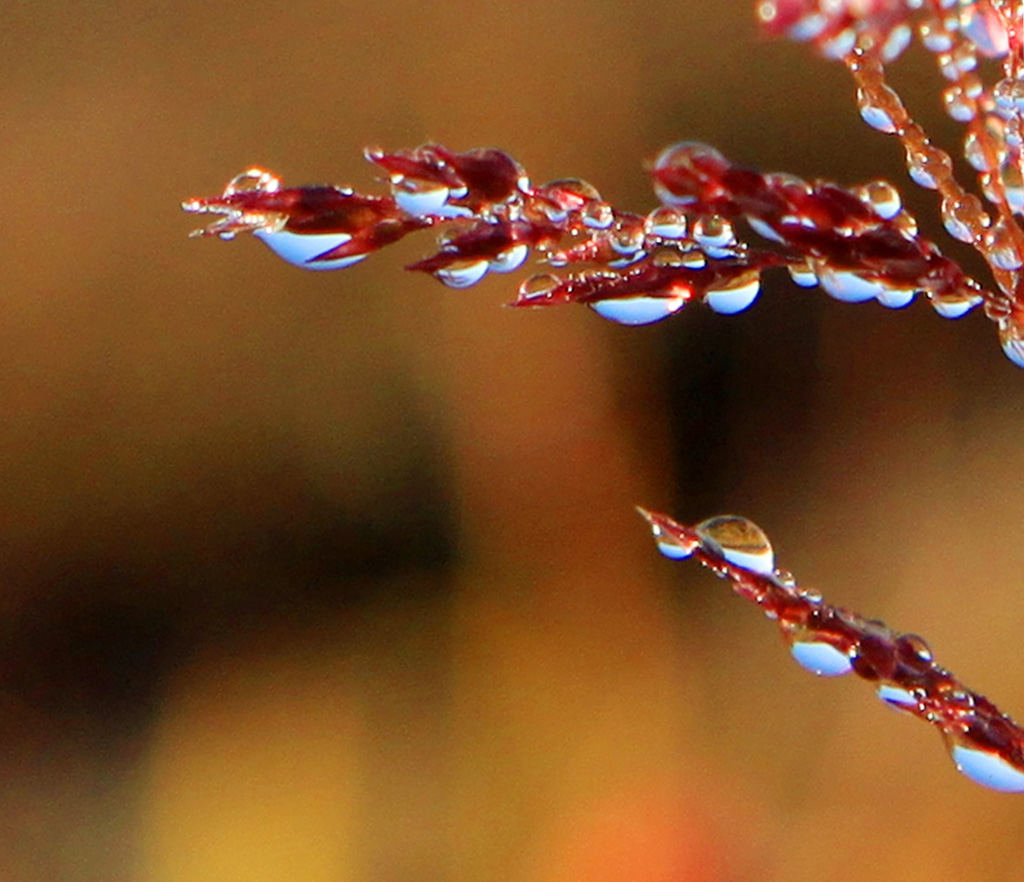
[999,317,1024,368]
[391,177,452,217]
[692,216,736,256]
[818,267,883,302]
[857,85,901,133]
[252,229,366,270]
[590,295,687,326]
[789,640,853,677]
[582,202,614,230]
[516,273,562,303]
[960,2,1009,57]
[645,206,688,239]
[950,745,1024,792]
[695,515,774,576]
[704,272,761,314]
[610,218,647,256]
[435,258,489,288]
[941,194,987,243]
[877,684,918,708]
[224,168,282,196]
[652,142,729,207]
[930,289,983,319]
[918,20,953,52]
[906,144,953,190]
[875,286,916,309]
[896,633,933,667]
[489,243,530,274]
[881,23,912,61]
[772,568,796,588]
[649,523,696,560]
[984,219,1024,271]
[787,263,818,288]
[858,180,902,219]
[942,84,975,122]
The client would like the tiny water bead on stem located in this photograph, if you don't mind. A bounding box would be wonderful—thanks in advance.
[637,507,1024,793]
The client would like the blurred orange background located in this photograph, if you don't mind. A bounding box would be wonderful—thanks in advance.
[3,2,1024,881]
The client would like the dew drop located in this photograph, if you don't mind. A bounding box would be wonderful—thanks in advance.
[960,2,1009,58]
[906,144,953,190]
[818,267,883,302]
[704,272,761,314]
[789,640,853,677]
[941,194,987,244]
[942,84,976,122]
[857,86,901,133]
[517,273,563,303]
[950,745,1024,792]
[645,206,688,239]
[787,263,819,288]
[648,523,697,560]
[695,515,774,576]
[999,318,1024,368]
[692,216,736,256]
[877,684,918,708]
[582,202,614,230]
[930,291,982,319]
[875,286,916,309]
[489,243,530,274]
[435,258,489,288]
[391,177,451,217]
[224,168,282,196]
[252,229,366,270]
[590,294,687,326]
[984,219,1024,271]
[858,180,902,220]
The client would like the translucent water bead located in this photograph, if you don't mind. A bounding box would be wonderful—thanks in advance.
[590,294,688,326]
[694,515,775,576]
[703,272,762,314]
[252,229,367,270]
[857,84,903,134]
[789,638,854,677]
[947,736,1024,792]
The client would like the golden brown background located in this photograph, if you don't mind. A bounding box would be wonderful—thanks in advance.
[3,1,1024,880]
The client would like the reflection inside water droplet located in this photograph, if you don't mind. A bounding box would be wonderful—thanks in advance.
[695,515,774,575]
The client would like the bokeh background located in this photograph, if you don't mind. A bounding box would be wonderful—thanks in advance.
[3,1,1024,880]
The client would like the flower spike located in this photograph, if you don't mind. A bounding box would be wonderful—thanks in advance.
[638,507,1024,792]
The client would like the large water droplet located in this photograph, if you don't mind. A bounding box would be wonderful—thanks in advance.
[789,640,853,677]
[435,258,489,288]
[950,745,1024,792]
[252,229,366,270]
[818,268,882,302]
[489,243,530,274]
[590,295,687,326]
[695,515,774,576]
[704,272,761,314]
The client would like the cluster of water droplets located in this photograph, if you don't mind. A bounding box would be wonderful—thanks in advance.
[641,507,1024,792]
